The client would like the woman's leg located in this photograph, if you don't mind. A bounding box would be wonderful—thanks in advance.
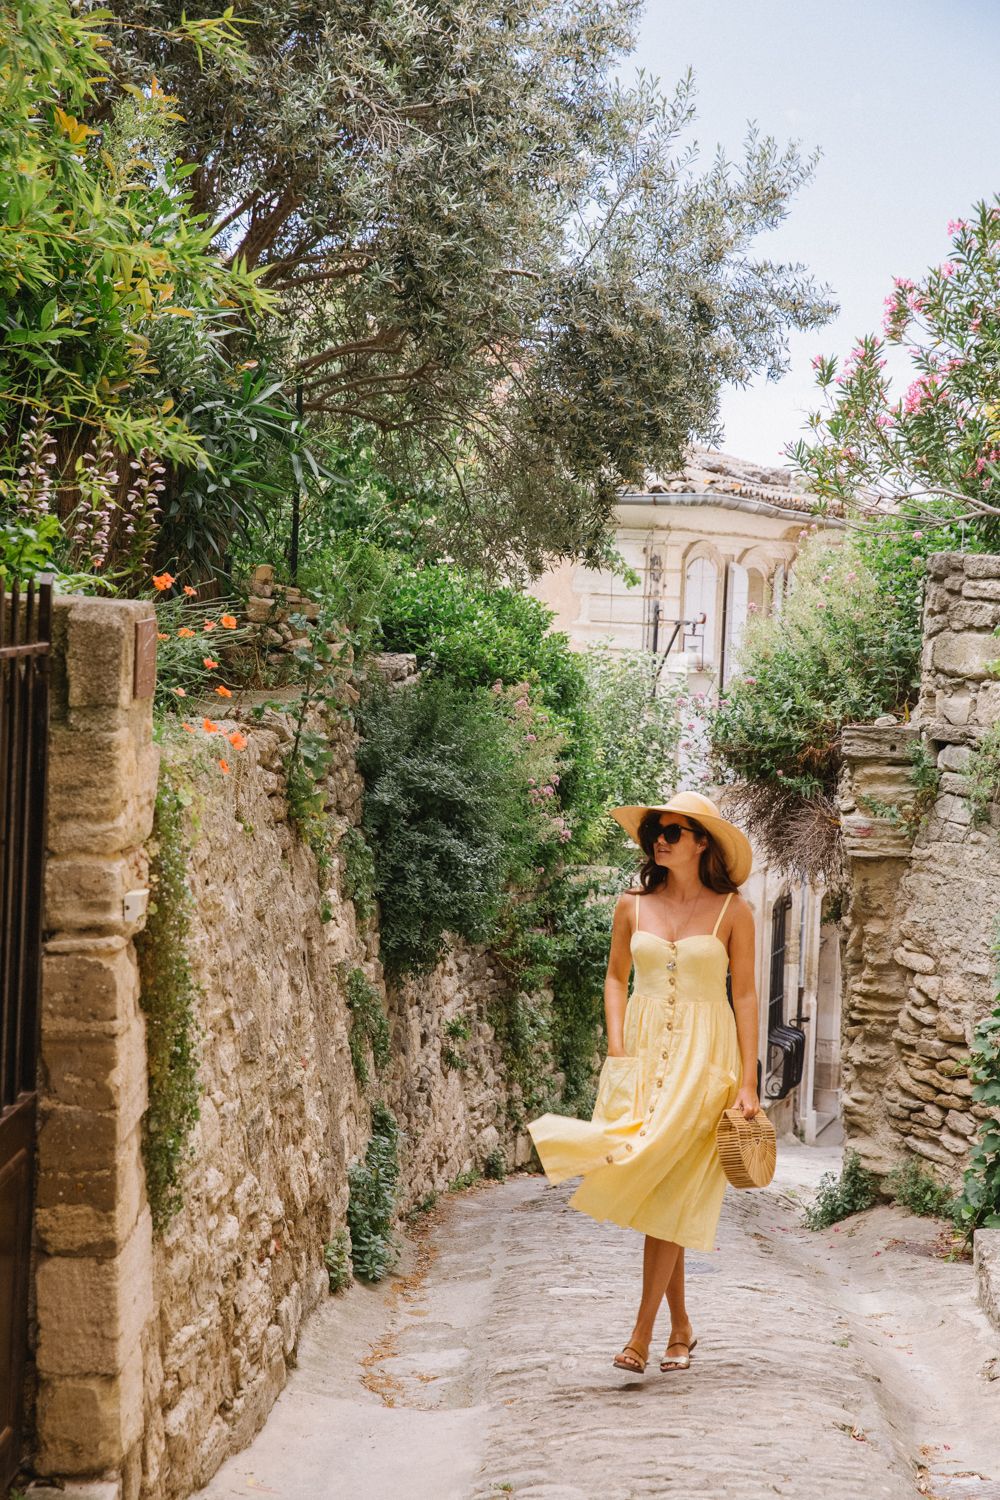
[663,1248,694,1357]
[624,1233,682,1353]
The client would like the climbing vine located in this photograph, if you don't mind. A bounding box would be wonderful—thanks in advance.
[135,767,202,1230]
[344,965,391,1089]
[966,720,1000,828]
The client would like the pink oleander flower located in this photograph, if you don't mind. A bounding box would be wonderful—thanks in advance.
[940,262,957,278]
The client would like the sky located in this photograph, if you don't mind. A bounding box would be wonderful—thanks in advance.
[627,0,1000,466]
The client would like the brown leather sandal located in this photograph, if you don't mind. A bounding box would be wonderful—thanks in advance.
[612,1342,649,1375]
[660,1337,698,1372]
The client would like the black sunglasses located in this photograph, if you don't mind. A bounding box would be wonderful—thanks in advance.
[640,818,693,849]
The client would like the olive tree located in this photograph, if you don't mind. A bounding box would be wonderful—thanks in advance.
[110,0,836,572]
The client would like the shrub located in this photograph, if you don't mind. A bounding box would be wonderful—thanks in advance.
[323,1230,351,1293]
[546,872,618,1114]
[709,528,943,872]
[135,767,201,1230]
[884,1158,953,1219]
[355,675,537,976]
[484,1148,507,1182]
[802,1150,879,1230]
[347,1103,402,1283]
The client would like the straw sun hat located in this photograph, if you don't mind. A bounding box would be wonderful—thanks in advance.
[609,791,753,887]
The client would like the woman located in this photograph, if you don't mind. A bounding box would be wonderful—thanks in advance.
[528,790,760,1376]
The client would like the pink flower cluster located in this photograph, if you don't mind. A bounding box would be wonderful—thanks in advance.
[901,373,941,415]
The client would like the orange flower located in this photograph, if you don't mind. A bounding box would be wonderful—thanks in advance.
[215,684,233,698]
[218,758,231,775]
[202,717,219,734]
[173,686,186,697]
[220,613,238,629]
[152,572,175,591]
[203,619,217,631]
[177,627,195,639]
[183,585,198,597]
[156,632,169,641]
[181,722,196,733]
[203,656,219,670]
[227,730,247,751]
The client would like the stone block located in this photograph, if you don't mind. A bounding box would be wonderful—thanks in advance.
[949,601,1000,630]
[937,742,972,771]
[963,554,1000,579]
[927,551,966,578]
[46,855,132,932]
[38,1061,146,1173]
[894,947,936,974]
[42,1013,147,1117]
[937,687,973,725]
[944,1109,975,1136]
[43,942,138,1035]
[976,680,1000,726]
[64,599,135,711]
[963,578,1000,600]
[36,1209,154,1376]
[975,1229,1000,1334]
[932,631,1000,680]
[37,1339,145,1475]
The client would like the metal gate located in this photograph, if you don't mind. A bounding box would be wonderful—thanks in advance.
[0,577,51,1492]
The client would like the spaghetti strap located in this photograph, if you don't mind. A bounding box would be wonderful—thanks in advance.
[712,891,734,938]
[634,892,641,931]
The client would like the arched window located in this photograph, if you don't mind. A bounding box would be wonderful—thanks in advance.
[683,555,718,668]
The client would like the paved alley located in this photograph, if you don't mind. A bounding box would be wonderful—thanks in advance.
[203,1143,1000,1500]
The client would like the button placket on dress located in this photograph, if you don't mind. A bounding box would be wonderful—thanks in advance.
[637,943,677,1140]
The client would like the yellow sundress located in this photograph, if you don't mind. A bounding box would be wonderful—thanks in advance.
[527,891,742,1252]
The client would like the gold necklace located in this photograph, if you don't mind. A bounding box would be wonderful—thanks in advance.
[666,883,704,941]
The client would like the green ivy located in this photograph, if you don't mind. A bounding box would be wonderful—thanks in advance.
[802,1150,879,1230]
[347,1102,402,1283]
[340,824,377,924]
[954,931,1000,1241]
[135,767,202,1231]
[344,966,390,1089]
[967,719,1000,828]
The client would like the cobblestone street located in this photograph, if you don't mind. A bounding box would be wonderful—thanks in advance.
[204,1143,1000,1500]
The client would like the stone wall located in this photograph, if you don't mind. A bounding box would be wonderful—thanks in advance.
[838,552,1000,1179]
[141,703,536,1499]
[33,598,548,1500]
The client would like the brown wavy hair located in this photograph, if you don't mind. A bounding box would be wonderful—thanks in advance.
[629,810,739,896]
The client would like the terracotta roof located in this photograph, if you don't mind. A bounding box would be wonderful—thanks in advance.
[625,447,840,517]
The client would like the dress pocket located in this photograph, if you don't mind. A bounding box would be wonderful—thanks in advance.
[593,1054,640,1124]
[702,1063,738,1126]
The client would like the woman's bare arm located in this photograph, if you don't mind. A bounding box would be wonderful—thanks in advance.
[604,892,635,1057]
[727,896,761,1116]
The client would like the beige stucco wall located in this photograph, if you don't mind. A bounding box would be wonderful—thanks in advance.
[529,494,828,696]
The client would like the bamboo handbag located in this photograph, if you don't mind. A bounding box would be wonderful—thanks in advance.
[716,1106,777,1189]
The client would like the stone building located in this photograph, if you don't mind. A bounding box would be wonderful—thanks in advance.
[529,449,844,1140]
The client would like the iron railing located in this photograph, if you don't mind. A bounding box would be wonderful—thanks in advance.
[0,574,51,1492]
